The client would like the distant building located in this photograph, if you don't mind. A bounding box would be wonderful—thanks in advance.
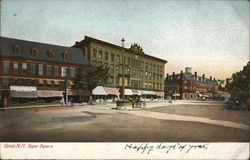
[165,67,219,100]
[73,36,167,99]
[0,37,90,107]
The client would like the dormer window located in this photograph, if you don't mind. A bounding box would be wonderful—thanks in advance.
[47,50,54,59]
[62,51,69,60]
[13,45,21,55]
[31,47,38,57]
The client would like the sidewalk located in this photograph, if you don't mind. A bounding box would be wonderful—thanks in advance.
[125,110,250,131]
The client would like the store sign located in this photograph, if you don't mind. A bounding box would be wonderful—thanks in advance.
[10,86,37,91]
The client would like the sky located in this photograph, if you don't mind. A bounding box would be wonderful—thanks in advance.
[1,0,249,80]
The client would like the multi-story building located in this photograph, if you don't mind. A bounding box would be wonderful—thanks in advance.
[0,37,89,107]
[72,36,167,98]
[165,67,219,100]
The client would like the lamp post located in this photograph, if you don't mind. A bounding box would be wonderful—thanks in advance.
[64,70,68,105]
[121,38,125,101]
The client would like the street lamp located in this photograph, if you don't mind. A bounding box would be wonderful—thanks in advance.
[121,38,125,101]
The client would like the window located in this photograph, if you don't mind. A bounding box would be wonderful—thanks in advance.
[104,63,108,69]
[145,63,148,69]
[21,79,26,86]
[98,62,102,66]
[93,49,97,57]
[30,64,36,75]
[47,50,54,59]
[13,78,18,86]
[70,67,75,78]
[2,78,8,86]
[22,63,27,74]
[30,79,35,86]
[127,58,130,65]
[105,52,109,61]
[3,61,9,73]
[61,67,67,77]
[62,51,69,60]
[13,62,19,74]
[111,54,114,62]
[116,55,120,63]
[116,65,120,73]
[92,61,96,66]
[38,64,43,75]
[149,64,152,70]
[54,66,59,77]
[13,45,20,55]
[110,65,114,73]
[116,77,119,85]
[31,48,38,57]
[46,65,51,76]
[98,51,102,59]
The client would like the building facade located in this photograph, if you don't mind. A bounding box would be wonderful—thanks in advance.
[0,37,89,107]
[165,67,219,100]
[73,36,167,98]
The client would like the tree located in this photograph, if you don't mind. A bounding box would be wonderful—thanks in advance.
[73,64,110,101]
[217,79,225,87]
[226,62,250,101]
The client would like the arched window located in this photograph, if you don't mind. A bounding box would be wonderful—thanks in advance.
[47,50,54,59]
[31,47,38,57]
[13,45,21,55]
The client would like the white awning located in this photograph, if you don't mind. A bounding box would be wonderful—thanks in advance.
[141,90,155,95]
[125,89,133,95]
[92,86,108,95]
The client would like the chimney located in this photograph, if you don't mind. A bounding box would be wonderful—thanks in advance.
[173,72,175,80]
[167,73,169,80]
[213,78,216,81]
[202,74,205,81]
[195,72,197,77]
[210,76,212,80]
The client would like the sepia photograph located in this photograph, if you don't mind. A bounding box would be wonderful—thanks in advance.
[0,0,249,159]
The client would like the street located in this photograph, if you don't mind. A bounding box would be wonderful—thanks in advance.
[0,101,250,142]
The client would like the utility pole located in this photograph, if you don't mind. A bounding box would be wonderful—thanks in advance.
[121,38,125,101]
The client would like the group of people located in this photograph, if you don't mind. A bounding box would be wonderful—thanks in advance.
[60,98,74,107]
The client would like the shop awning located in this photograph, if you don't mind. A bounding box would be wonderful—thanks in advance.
[68,89,91,96]
[131,89,140,95]
[103,87,120,95]
[92,86,108,95]
[47,80,52,85]
[39,80,44,84]
[11,90,38,98]
[141,90,155,95]
[155,91,164,97]
[125,89,133,95]
[37,90,63,97]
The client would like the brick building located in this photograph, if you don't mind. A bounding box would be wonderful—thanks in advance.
[0,37,89,107]
[165,67,219,100]
[72,36,167,99]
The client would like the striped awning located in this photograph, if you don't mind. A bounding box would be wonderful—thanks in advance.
[125,89,133,95]
[11,90,38,98]
[37,90,63,97]
[131,89,140,95]
[103,87,120,95]
[155,91,164,97]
